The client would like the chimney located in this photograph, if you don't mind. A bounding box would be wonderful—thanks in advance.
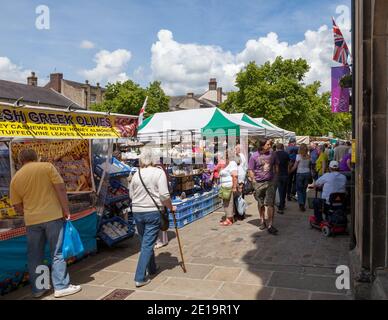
[49,73,63,93]
[187,92,194,98]
[209,78,217,91]
[217,87,223,104]
[27,72,38,86]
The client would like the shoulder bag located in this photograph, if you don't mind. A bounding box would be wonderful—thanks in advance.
[138,168,170,231]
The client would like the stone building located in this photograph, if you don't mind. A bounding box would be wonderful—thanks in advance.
[169,78,228,111]
[351,0,388,299]
[45,73,105,110]
[0,72,83,109]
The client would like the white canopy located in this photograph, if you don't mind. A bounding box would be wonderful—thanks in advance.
[231,113,285,138]
[254,118,296,140]
[137,108,266,142]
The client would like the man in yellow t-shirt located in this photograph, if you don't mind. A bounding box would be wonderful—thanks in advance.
[10,149,81,299]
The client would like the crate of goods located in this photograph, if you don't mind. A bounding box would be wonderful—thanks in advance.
[101,180,129,205]
[95,157,131,178]
[98,216,134,247]
[171,200,193,220]
[169,214,194,229]
[192,210,202,222]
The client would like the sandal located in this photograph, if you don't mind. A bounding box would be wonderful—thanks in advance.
[220,218,233,226]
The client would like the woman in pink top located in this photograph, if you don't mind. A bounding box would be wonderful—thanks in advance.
[213,153,226,185]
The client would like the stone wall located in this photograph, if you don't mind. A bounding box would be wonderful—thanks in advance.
[352,0,388,299]
[62,81,86,108]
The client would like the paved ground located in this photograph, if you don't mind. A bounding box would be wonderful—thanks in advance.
[2,192,353,300]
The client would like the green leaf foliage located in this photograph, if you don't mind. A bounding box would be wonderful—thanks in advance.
[220,57,351,139]
[91,80,169,118]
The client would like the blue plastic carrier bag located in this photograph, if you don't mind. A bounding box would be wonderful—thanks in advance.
[62,220,85,260]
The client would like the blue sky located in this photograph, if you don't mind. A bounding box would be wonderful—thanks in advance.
[0,0,351,94]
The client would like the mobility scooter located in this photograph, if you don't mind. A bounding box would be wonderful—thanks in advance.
[309,192,348,237]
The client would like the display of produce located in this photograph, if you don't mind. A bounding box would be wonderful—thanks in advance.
[10,140,93,193]
[0,196,16,218]
[101,222,130,239]
[0,146,11,197]
[98,216,135,247]
[95,154,135,246]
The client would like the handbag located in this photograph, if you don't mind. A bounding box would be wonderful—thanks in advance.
[138,168,170,231]
[218,185,232,201]
[243,178,254,195]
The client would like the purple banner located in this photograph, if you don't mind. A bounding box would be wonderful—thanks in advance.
[331,66,350,113]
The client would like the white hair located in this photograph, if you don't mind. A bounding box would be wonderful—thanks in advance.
[139,147,156,167]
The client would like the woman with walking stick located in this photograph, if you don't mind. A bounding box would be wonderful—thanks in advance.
[129,148,176,287]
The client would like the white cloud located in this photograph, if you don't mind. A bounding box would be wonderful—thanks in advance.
[80,49,132,83]
[0,57,31,83]
[80,40,95,49]
[151,25,351,95]
[151,30,244,96]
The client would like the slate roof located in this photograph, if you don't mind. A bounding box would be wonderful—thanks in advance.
[0,80,84,109]
[168,94,219,111]
[62,79,106,91]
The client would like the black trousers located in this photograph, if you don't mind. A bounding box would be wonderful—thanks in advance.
[287,170,297,198]
[277,176,288,210]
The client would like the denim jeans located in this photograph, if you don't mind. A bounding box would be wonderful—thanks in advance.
[276,176,288,210]
[26,218,70,294]
[134,211,161,282]
[296,173,311,206]
[287,169,297,198]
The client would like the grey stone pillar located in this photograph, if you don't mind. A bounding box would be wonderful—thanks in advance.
[352,0,388,299]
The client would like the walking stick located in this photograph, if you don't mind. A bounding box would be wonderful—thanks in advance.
[172,211,187,273]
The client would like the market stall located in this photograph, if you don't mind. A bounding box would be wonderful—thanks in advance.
[0,103,137,294]
[231,113,284,138]
[137,108,264,230]
[137,107,265,142]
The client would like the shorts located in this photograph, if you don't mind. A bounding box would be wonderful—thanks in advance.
[253,181,275,207]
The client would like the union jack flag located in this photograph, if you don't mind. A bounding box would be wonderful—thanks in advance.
[332,17,350,65]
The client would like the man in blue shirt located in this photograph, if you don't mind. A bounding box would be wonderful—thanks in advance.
[286,138,298,201]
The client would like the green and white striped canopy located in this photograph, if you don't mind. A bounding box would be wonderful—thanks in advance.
[137,108,265,141]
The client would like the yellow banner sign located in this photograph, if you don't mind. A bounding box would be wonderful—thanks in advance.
[352,139,356,164]
[0,105,137,139]
[10,140,94,194]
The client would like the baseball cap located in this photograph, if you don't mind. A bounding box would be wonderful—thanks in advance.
[289,137,296,143]
[329,161,339,169]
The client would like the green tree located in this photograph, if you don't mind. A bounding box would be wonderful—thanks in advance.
[91,80,169,117]
[220,57,352,138]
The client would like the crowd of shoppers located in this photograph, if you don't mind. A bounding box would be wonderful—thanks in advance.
[11,137,352,293]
